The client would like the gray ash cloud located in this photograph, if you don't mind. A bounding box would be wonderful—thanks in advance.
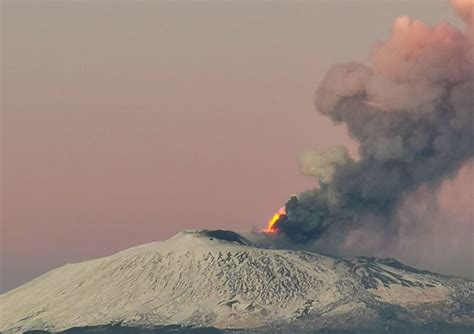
[274,3,474,245]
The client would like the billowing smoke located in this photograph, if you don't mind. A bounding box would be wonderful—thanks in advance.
[298,146,351,184]
[274,0,474,254]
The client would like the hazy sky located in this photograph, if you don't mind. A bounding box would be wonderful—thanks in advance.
[1,1,464,292]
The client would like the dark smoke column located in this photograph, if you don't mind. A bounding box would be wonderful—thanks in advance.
[276,1,474,244]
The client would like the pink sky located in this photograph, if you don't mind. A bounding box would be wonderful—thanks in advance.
[1,1,466,292]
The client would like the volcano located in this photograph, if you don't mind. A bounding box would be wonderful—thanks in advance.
[1,230,472,333]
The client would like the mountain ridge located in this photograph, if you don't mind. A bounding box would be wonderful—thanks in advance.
[1,230,472,333]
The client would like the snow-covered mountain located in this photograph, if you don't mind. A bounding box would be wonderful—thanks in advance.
[1,230,472,333]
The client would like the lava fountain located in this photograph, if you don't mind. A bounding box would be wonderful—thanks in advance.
[262,207,286,233]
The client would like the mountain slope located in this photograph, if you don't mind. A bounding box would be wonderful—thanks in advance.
[1,230,472,333]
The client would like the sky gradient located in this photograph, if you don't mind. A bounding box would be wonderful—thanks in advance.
[1,1,467,292]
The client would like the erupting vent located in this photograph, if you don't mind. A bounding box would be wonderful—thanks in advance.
[262,207,285,233]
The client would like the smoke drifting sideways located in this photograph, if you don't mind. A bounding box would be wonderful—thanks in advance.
[271,0,474,275]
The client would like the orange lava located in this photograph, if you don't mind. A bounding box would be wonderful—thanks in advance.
[262,207,285,233]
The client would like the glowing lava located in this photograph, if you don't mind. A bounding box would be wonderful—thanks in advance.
[263,207,285,233]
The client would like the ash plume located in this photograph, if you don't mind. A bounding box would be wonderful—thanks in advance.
[274,0,474,255]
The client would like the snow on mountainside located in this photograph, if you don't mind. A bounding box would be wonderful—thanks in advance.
[0,230,472,333]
